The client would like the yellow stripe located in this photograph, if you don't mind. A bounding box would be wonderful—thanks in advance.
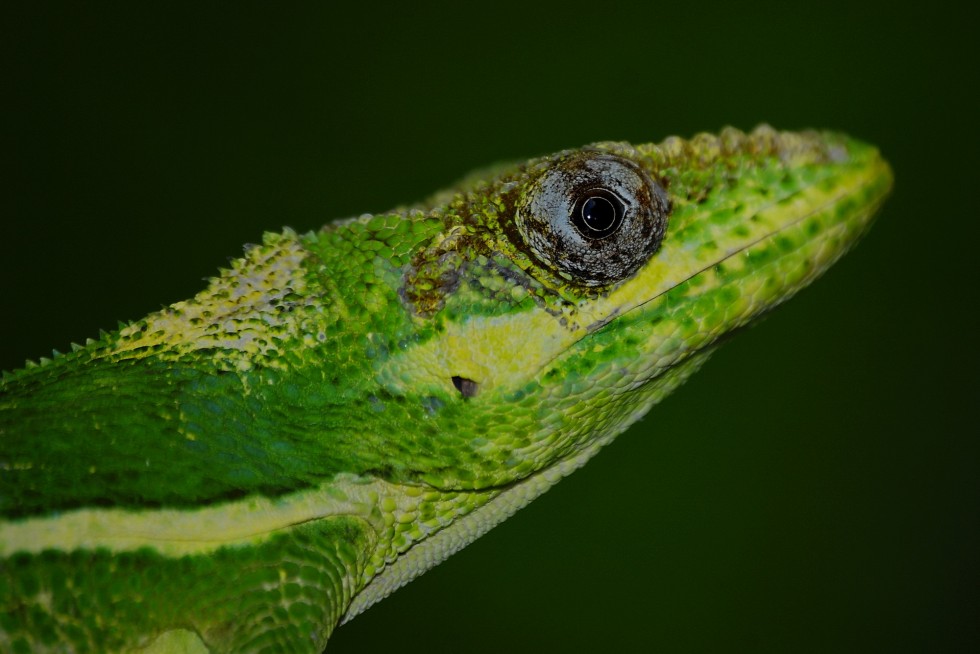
[378,308,584,396]
[0,476,387,558]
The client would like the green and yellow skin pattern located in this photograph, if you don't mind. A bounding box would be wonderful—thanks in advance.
[0,126,891,653]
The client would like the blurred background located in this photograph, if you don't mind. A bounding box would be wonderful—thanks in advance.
[2,2,976,652]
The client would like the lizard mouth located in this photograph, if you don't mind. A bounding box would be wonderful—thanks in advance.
[585,139,891,331]
[628,166,889,323]
[542,140,892,389]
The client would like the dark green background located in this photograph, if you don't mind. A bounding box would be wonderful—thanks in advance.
[2,2,976,652]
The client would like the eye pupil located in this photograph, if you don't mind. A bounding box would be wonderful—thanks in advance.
[575,193,623,238]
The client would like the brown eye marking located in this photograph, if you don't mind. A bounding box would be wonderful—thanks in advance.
[516,152,670,287]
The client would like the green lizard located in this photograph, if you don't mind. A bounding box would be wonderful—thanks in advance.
[0,126,891,653]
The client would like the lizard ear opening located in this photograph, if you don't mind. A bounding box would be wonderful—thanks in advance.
[515,151,670,286]
[451,375,479,398]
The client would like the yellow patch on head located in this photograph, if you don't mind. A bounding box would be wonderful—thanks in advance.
[378,309,585,397]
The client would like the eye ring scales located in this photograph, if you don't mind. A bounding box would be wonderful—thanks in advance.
[515,151,670,287]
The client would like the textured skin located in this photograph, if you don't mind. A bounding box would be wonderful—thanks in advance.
[0,126,892,652]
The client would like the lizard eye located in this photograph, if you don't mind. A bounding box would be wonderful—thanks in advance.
[515,151,670,286]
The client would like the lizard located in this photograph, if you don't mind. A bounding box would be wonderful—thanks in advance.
[0,126,892,653]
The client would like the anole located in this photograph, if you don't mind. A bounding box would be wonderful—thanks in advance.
[0,126,892,653]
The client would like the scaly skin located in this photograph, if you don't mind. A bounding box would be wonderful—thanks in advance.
[0,126,892,653]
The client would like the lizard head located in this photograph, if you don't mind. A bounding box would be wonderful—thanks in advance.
[374,125,892,489]
[19,126,889,505]
[0,126,892,522]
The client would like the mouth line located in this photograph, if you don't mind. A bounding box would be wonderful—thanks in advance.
[609,173,883,327]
